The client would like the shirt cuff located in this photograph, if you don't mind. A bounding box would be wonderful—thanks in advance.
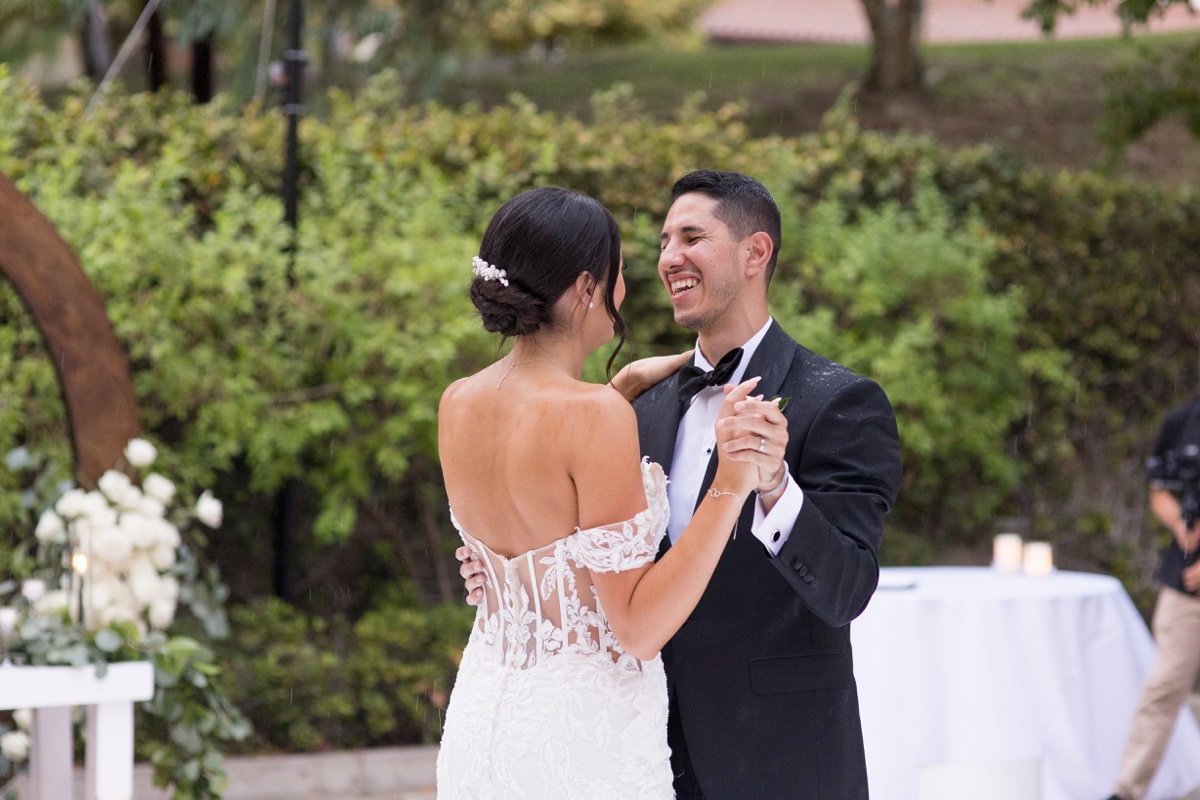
[750,473,804,557]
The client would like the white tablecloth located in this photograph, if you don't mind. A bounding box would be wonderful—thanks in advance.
[851,567,1200,800]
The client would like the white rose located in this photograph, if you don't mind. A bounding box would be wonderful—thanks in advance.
[87,575,117,613]
[1,730,30,762]
[142,473,176,505]
[21,579,45,603]
[0,607,18,632]
[124,438,157,468]
[96,598,140,630]
[119,513,157,549]
[12,708,31,731]
[55,489,87,519]
[34,589,68,617]
[86,505,119,532]
[150,542,177,570]
[72,519,94,554]
[138,496,166,519]
[91,526,134,566]
[158,574,180,602]
[127,561,161,605]
[91,578,137,626]
[98,470,132,500]
[35,510,66,544]
[195,491,223,528]
[80,491,111,520]
[153,519,181,549]
[148,596,177,630]
[115,484,143,512]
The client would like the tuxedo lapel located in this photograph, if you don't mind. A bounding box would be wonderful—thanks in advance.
[635,367,687,472]
[632,363,690,557]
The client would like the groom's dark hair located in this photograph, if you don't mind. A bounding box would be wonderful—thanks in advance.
[671,170,782,285]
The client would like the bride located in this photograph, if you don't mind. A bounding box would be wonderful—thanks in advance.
[436,186,762,799]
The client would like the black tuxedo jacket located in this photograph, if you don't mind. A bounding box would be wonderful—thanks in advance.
[632,321,902,800]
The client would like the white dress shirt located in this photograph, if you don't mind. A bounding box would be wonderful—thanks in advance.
[665,319,804,556]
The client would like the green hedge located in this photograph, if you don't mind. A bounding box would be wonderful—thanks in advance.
[215,597,473,751]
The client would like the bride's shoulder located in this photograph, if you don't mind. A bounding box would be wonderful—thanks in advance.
[561,384,638,447]
[439,376,471,407]
[566,381,634,416]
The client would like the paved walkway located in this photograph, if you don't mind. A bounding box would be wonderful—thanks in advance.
[11,701,1200,798]
[701,0,1200,43]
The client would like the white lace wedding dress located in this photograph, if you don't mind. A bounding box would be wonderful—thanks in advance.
[436,458,675,800]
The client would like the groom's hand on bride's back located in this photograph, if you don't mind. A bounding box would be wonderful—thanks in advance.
[456,545,486,606]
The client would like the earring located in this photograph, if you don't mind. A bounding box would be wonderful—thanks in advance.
[589,302,594,308]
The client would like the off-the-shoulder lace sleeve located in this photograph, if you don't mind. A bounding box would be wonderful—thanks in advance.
[573,458,670,573]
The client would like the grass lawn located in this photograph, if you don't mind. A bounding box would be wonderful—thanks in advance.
[443,33,1200,186]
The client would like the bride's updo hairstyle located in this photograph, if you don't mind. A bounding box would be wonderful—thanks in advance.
[471,187,628,367]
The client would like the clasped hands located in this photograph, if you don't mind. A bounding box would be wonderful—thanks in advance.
[716,379,789,501]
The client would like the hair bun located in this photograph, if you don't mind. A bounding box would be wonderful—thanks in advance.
[471,279,547,337]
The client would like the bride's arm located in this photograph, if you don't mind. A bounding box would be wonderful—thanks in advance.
[607,351,691,402]
[575,378,759,661]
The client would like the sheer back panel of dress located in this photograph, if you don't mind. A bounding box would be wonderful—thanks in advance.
[450,458,670,673]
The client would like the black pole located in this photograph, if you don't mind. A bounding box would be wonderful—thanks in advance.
[274,0,305,602]
[281,0,305,235]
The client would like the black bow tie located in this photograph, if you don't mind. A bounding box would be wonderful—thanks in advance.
[677,347,744,407]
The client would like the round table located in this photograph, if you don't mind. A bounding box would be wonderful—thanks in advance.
[851,567,1200,800]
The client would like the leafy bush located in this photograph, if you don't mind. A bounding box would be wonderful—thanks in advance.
[216,597,473,751]
[771,170,1071,541]
[1099,39,1200,156]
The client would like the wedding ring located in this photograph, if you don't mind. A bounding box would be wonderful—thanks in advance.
[757,437,766,453]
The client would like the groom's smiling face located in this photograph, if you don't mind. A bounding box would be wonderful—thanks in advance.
[658,192,746,334]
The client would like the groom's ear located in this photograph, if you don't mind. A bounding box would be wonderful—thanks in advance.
[743,231,773,279]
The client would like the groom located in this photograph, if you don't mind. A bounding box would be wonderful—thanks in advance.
[463,170,902,799]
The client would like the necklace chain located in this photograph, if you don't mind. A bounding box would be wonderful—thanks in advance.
[496,356,571,389]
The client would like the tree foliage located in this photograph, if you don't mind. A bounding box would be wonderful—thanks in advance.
[0,0,715,101]
[1021,0,1198,33]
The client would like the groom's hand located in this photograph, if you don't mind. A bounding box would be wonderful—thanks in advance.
[719,390,789,506]
[456,546,486,606]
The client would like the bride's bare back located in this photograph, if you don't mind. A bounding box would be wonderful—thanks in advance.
[438,362,647,560]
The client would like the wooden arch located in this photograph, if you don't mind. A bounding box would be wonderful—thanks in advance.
[0,173,140,488]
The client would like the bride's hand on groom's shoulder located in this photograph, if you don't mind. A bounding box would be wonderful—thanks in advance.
[609,351,692,402]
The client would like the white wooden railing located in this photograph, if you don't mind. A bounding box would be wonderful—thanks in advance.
[0,661,155,800]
